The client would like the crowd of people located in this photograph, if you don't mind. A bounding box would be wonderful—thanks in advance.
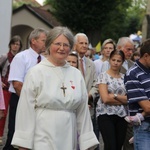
[0,26,150,150]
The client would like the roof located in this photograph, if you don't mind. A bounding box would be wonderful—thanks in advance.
[13,4,61,27]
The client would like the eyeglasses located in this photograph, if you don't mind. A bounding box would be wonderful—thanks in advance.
[52,42,70,49]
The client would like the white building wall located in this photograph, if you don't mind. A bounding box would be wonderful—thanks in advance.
[0,0,12,55]
[12,9,51,30]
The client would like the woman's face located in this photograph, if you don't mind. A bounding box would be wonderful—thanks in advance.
[10,41,21,54]
[109,54,123,71]
[67,55,78,68]
[102,43,114,58]
[49,34,70,61]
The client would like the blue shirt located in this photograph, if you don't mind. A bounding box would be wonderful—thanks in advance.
[124,60,150,116]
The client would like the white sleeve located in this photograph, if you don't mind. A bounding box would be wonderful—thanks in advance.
[8,54,26,83]
[101,61,109,73]
[77,77,99,150]
[11,70,36,149]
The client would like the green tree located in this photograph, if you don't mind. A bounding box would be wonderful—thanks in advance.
[44,0,145,46]
[13,0,40,10]
[125,0,146,36]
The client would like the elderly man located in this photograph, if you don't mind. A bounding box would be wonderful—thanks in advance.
[74,33,99,149]
[3,28,47,150]
[101,37,135,74]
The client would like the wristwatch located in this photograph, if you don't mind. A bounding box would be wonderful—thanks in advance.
[114,93,118,100]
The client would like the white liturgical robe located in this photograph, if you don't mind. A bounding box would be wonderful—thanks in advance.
[11,59,99,150]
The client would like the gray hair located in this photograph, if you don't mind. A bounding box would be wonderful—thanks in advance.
[45,26,74,53]
[117,37,134,48]
[29,28,48,44]
[74,33,89,44]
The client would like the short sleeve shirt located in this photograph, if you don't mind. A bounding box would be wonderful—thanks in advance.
[96,71,127,117]
[124,60,150,116]
[8,48,44,93]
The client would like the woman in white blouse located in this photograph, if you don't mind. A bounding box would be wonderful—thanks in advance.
[94,39,116,76]
[96,50,127,150]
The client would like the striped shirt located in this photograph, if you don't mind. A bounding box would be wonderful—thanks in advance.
[124,60,150,116]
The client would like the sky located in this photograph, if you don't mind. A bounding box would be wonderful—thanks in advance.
[36,0,44,5]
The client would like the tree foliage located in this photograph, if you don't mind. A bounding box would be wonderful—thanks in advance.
[44,0,146,45]
[13,0,40,10]
[125,0,147,36]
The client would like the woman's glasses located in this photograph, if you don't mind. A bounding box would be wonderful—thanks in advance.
[52,42,70,49]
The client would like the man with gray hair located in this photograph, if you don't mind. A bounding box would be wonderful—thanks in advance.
[101,37,134,74]
[3,28,47,150]
[74,33,98,115]
[74,33,99,149]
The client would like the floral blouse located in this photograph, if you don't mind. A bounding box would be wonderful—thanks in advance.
[96,71,127,118]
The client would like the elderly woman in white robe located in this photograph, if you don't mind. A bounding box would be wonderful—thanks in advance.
[11,26,99,150]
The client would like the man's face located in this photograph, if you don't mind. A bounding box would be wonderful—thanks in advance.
[75,35,89,55]
[32,33,47,54]
[144,53,150,68]
[122,42,134,60]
